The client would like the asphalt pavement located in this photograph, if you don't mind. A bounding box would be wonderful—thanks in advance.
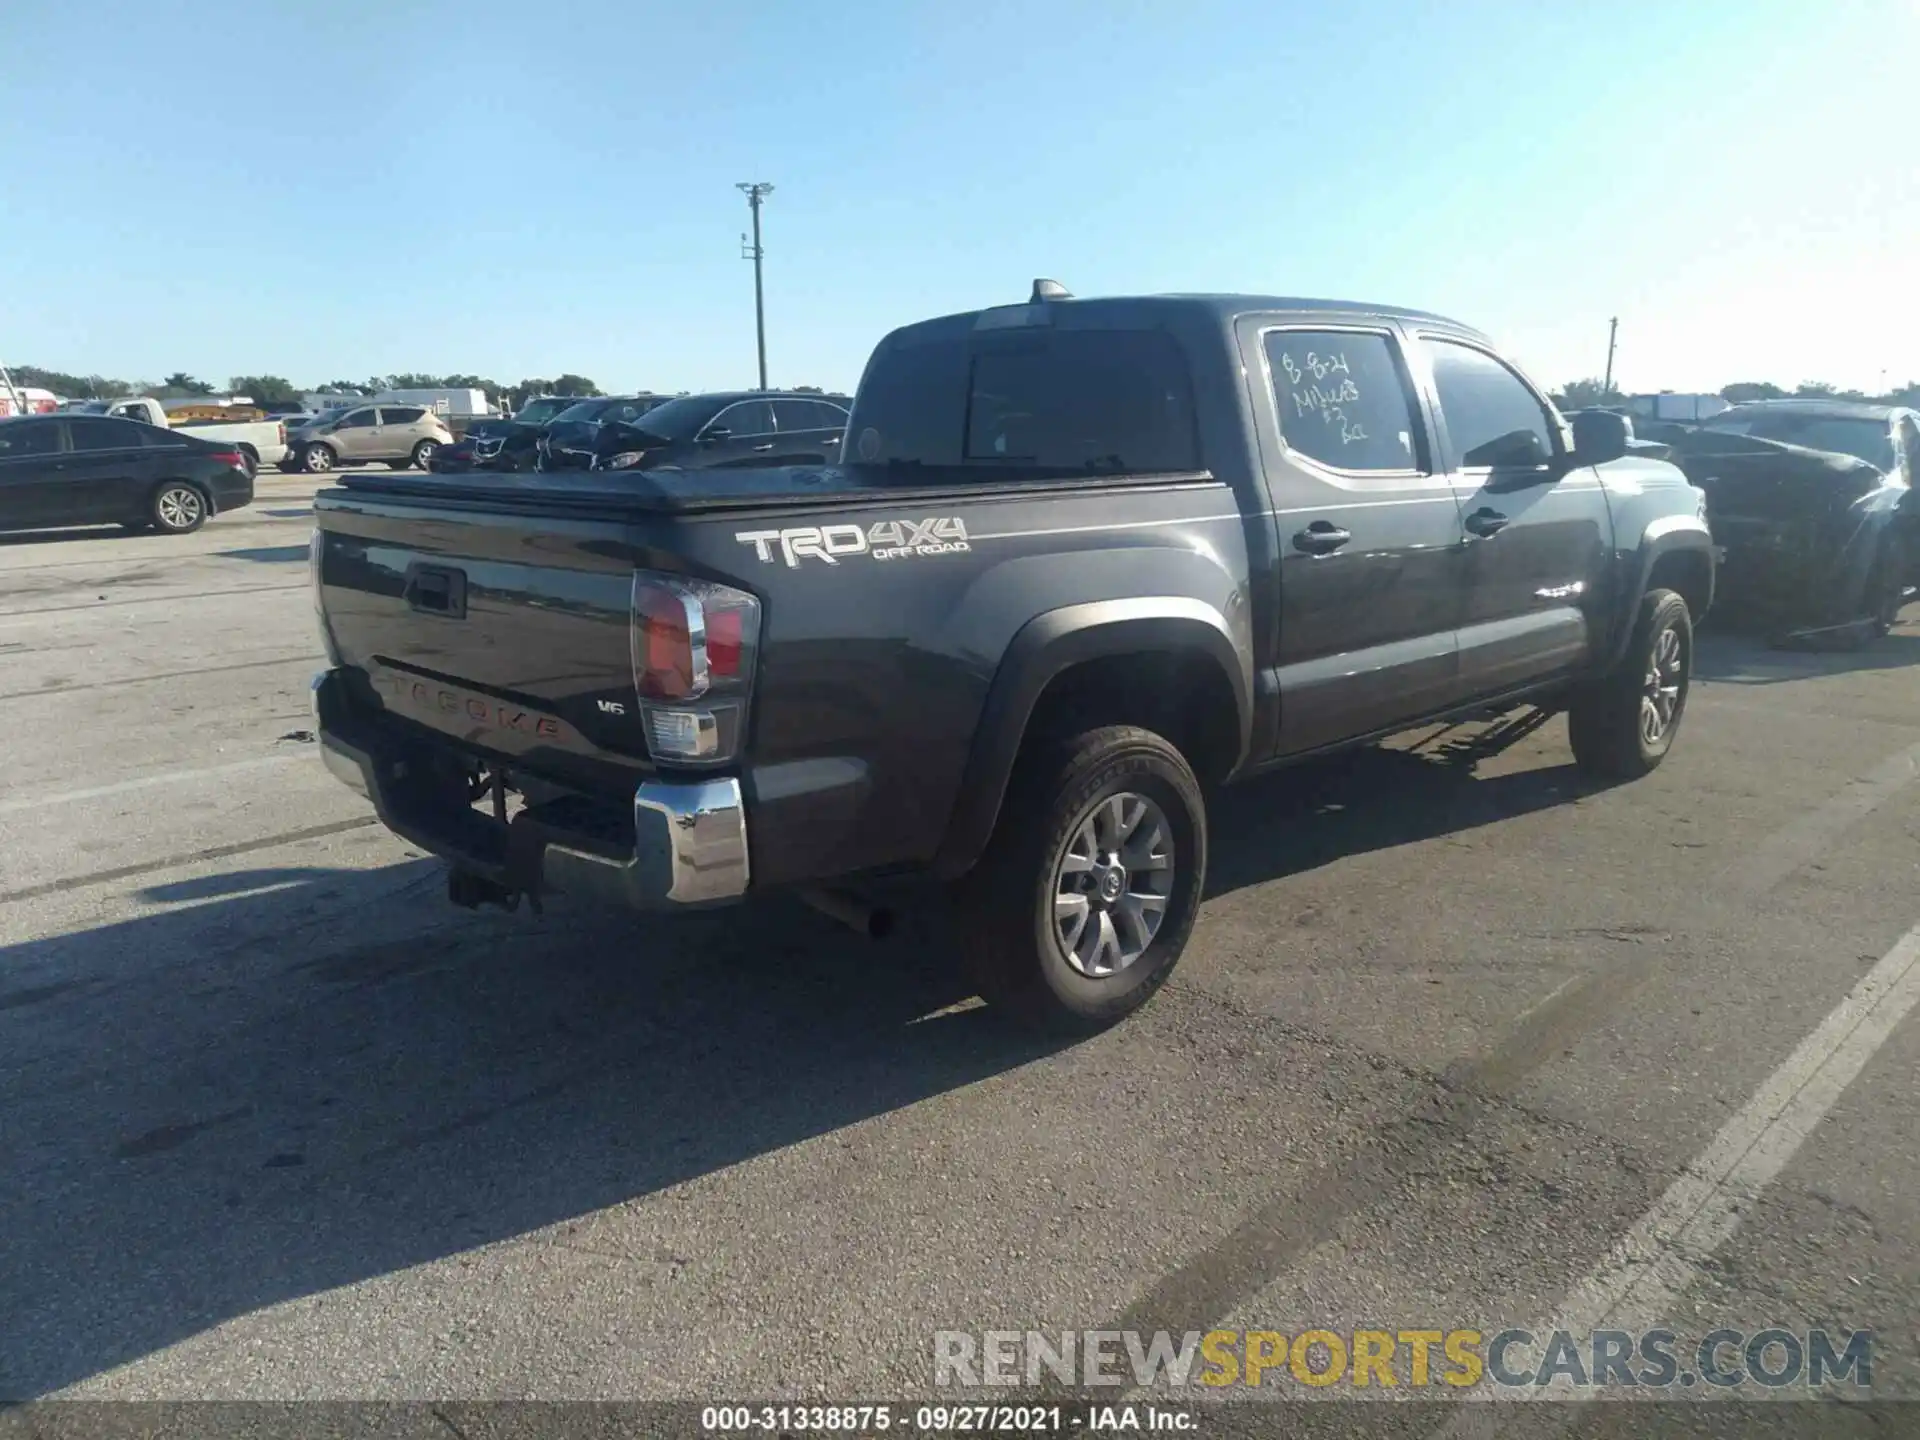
[2,474,1916,1428]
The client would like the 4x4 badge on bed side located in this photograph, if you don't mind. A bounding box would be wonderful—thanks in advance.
[736,517,970,567]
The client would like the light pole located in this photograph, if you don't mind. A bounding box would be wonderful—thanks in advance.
[1603,316,1618,393]
[737,182,773,390]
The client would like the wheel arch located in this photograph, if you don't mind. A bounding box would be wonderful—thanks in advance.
[930,598,1252,880]
[1605,516,1714,671]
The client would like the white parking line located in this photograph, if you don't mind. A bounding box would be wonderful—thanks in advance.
[1435,918,1920,1434]
[0,753,303,817]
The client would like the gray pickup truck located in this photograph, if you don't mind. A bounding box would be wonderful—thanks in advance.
[310,283,1714,1031]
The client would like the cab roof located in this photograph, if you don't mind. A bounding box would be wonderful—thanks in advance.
[886,289,1490,347]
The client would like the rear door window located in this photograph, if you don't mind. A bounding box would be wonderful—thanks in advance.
[1264,329,1427,473]
[379,406,426,424]
[67,418,142,452]
[772,399,837,432]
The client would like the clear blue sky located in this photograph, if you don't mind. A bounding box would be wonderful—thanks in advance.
[3,0,1915,398]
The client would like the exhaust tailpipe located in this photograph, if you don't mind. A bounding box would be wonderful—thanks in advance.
[798,887,895,940]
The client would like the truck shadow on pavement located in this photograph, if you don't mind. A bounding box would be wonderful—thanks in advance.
[1204,741,1595,900]
[3,734,1612,1398]
[0,860,1061,1398]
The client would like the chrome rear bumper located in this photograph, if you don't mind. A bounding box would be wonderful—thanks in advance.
[312,670,749,908]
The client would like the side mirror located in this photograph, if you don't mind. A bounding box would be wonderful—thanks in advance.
[1463,427,1552,469]
[1569,410,1630,465]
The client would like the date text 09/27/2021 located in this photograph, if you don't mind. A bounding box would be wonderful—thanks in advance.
[700,1403,1195,1433]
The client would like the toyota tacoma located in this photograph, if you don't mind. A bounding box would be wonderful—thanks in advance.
[309,282,1714,1031]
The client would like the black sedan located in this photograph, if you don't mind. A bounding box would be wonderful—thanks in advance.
[534,395,674,470]
[1670,400,1920,644]
[538,390,850,473]
[463,395,586,472]
[0,413,254,536]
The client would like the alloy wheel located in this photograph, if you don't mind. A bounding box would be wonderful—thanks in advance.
[157,486,203,531]
[1640,623,1685,746]
[1051,791,1176,978]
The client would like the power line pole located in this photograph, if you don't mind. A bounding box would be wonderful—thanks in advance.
[736,182,774,390]
[1603,316,1619,392]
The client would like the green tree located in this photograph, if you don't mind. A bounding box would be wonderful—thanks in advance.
[1550,377,1625,409]
[385,372,444,390]
[6,365,129,398]
[162,371,214,396]
[228,374,300,405]
[1793,381,1837,397]
[550,373,601,397]
[323,380,370,395]
[1721,381,1786,403]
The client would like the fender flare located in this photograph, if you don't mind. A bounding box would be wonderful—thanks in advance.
[1605,514,1714,671]
[929,597,1251,880]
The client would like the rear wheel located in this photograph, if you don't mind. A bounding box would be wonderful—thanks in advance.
[410,440,438,471]
[1568,588,1692,779]
[151,482,207,535]
[303,442,336,474]
[955,725,1205,1033]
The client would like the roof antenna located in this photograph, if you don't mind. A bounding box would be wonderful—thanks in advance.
[1030,278,1072,302]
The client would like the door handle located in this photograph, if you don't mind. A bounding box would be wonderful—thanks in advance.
[751,442,775,452]
[1292,520,1353,555]
[1465,508,1510,538]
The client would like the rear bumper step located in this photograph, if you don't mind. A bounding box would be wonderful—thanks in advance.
[311,669,749,909]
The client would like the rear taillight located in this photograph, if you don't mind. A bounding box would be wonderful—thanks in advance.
[630,572,760,765]
[207,450,246,469]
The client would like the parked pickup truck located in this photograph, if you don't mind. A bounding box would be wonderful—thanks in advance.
[70,396,290,475]
[310,283,1714,1031]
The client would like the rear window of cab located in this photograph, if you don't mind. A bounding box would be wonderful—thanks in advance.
[847,327,1200,478]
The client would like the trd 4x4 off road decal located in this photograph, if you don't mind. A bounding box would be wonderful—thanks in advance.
[736,517,971,567]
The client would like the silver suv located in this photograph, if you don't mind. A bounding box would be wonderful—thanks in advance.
[294,404,453,473]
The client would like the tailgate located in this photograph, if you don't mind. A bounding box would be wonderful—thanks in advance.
[314,490,649,780]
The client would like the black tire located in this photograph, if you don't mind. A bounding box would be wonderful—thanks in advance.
[410,440,438,471]
[150,481,208,535]
[1568,588,1692,780]
[302,442,336,474]
[955,725,1206,1033]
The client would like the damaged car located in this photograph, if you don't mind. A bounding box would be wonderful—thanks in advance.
[1667,400,1920,645]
